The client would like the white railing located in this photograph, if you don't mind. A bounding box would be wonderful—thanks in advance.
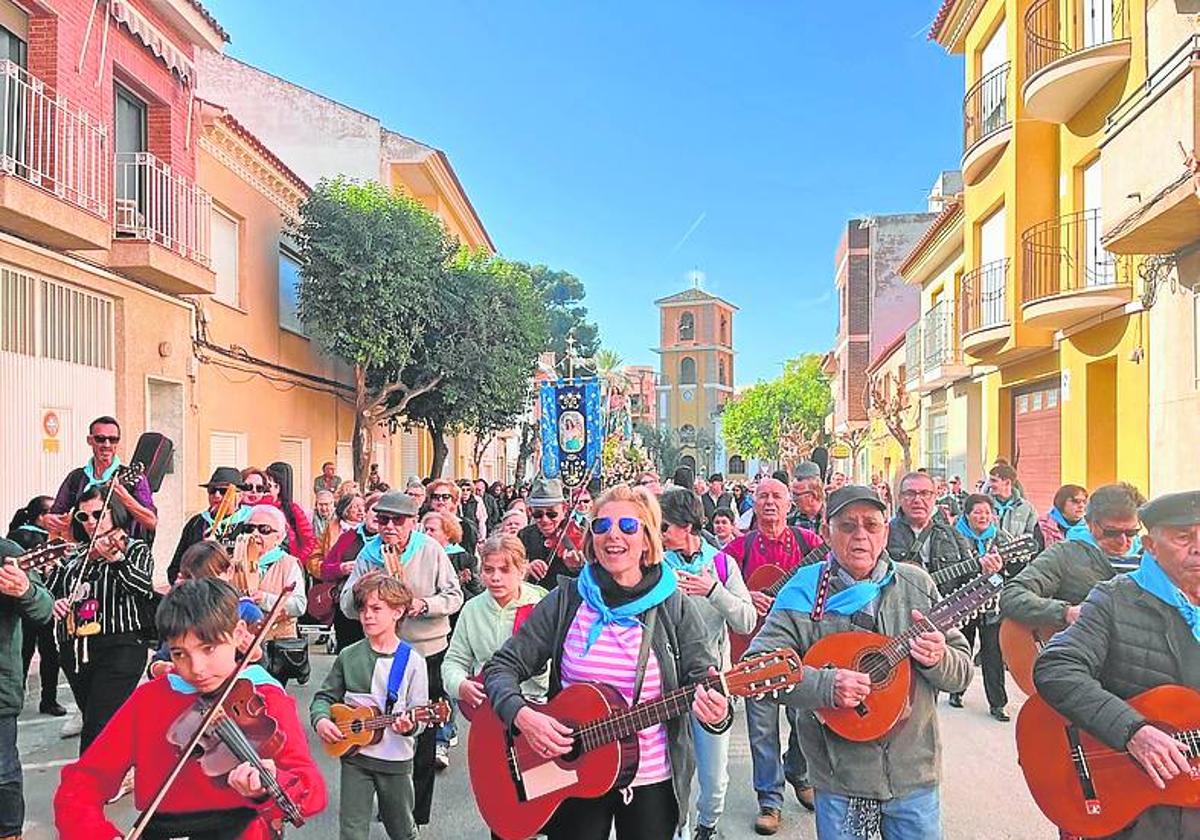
[0,60,108,218]
[922,299,960,372]
[114,151,211,267]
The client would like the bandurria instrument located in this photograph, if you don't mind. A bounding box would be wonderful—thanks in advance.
[928,533,1037,588]
[468,648,803,840]
[804,569,1005,742]
[729,542,831,662]
[1016,685,1200,837]
[126,582,302,839]
[323,699,453,759]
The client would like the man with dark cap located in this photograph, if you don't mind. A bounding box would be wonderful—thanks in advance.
[745,486,972,837]
[518,477,583,583]
[0,538,54,840]
[167,467,249,584]
[701,473,733,529]
[1034,490,1200,839]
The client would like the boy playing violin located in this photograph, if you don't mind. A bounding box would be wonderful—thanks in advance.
[53,579,326,839]
[311,571,427,840]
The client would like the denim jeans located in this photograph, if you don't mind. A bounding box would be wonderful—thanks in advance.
[0,715,21,836]
[745,695,808,810]
[814,785,941,840]
[689,714,730,829]
[436,698,459,746]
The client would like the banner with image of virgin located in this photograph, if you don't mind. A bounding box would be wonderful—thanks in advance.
[539,379,603,488]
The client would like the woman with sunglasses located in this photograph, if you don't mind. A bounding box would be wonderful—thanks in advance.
[485,484,730,840]
[46,487,155,753]
[7,496,66,716]
[236,505,308,686]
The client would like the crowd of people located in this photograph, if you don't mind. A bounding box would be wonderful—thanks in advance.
[0,414,1195,839]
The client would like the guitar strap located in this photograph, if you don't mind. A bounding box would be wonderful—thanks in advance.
[631,607,658,704]
[384,642,414,715]
[809,563,835,622]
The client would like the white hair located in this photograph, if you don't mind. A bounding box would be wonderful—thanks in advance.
[248,504,288,533]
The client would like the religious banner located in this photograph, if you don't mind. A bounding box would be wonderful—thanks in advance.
[539,379,603,488]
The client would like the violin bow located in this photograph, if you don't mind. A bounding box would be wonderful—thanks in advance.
[546,458,602,561]
[125,582,298,840]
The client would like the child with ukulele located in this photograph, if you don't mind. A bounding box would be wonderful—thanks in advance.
[311,571,428,840]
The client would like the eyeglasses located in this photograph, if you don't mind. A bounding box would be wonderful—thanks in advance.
[430,493,454,502]
[243,483,266,492]
[244,524,276,535]
[74,510,104,523]
[1099,527,1140,540]
[91,435,120,445]
[590,516,642,536]
[900,490,935,500]
[833,519,886,535]
[375,514,412,526]
[531,509,560,521]
[1068,497,1088,505]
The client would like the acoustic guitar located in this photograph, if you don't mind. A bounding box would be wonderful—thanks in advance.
[729,543,831,662]
[9,540,75,575]
[324,698,452,759]
[803,568,1006,742]
[999,619,1058,697]
[1016,685,1200,837]
[468,648,803,840]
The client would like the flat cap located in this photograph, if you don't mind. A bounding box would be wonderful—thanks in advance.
[1139,490,1200,529]
[374,490,420,517]
[826,485,887,520]
[793,461,822,481]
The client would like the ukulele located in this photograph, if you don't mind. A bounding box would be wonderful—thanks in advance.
[1016,685,1200,837]
[804,567,1006,742]
[324,699,453,759]
[468,648,802,840]
[729,543,831,662]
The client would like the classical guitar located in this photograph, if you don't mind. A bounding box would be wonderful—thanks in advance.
[1016,685,1200,837]
[999,619,1058,698]
[468,648,803,840]
[324,698,452,759]
[729,543,831,662]
[803,569,1004,742]
[8,540,75,575]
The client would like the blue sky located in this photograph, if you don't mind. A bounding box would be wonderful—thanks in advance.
[204,2,963,384]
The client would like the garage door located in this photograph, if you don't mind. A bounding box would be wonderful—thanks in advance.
[1012,380,1060,514]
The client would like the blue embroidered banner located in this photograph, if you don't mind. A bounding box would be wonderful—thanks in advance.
[540,379,602,488]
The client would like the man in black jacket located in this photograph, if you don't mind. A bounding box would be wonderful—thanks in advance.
[700,473,733,528]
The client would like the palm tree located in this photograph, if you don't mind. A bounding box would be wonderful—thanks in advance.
[594,348,624,384]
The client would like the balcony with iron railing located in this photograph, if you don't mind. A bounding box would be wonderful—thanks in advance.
[1020,208,1133,330]
[1023,0,1132,123]
[921,298,971,391]
[962,62,1012,185]
[109,151,215,295]
[960,258,1011,358]
[0,60,111,251]
[904,323,923,392]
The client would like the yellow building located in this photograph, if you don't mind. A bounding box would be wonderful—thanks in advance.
[931,0,1151,512]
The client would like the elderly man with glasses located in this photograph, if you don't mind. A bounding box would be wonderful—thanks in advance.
[167,467,249,584]
[518,477,584,583]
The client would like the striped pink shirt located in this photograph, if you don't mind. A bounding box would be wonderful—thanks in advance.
[561,602,672,786]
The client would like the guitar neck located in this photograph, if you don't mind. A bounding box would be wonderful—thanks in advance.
[930,558,979,586]
[354,706,443,733]
[575,675,721,752]
[763,543,832,597]
[874,571,1006,669]
[929,534,1036,586]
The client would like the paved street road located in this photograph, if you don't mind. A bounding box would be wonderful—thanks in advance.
[24,645,1053,839]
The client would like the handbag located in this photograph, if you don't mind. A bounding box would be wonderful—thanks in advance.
[265,637,311,685]
[308,581,341,626]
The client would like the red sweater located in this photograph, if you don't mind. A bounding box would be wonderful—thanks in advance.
[54,676,326,840]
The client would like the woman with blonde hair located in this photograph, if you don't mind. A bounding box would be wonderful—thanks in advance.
[484,484,729,840]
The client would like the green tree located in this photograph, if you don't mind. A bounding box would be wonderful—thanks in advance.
[635,423,681,476]
[396,251,549,478]
[293,178,455,483]
[519,263,600,371]
[721,354,831,462]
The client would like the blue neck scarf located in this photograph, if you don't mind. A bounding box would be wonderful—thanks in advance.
[955,516,997,557]
[1130,552,1200,644]
[83,456,122,491]
[663,540,717,576]
[991,494,1016,520]
[200,505,250,532]
[1049,506,1075,532]
[167,664,280,695]
[773,557,895,617]
[575,562,677,654]
[1066,521,1143,559]
[257,546,285,573]
[359,530,428,568]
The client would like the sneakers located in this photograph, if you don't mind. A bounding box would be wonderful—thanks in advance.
[60,710,83,738]
[753,807,781,836]
[694,825,718,840]
[434,742,449,771]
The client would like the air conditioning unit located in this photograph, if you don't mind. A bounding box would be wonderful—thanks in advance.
[114,197,144,235]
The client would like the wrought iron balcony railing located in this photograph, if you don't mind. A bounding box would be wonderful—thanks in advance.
[114,151,212,266]
[960,259,1009,335]
[1021,209,1130,303]
[963,62,1010,152]
[1025,0,1130,79]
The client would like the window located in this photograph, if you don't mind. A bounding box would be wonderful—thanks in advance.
[209,431,247,473]
[279,437,311,502]
[926,409,948,477]
[678,311,695,341]
[679,425,696,445]
[680,356,697,385]
[729,455,746,474]
[114,85,147,219]
[278,247,304,333]
[211,207,239,306]
[719,315,728,345]
[718,358,727,386]
[336,442,353,483]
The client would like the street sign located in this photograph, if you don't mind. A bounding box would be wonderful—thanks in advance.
[829,441,851,459]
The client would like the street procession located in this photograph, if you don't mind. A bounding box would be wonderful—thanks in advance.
[0,1,1197,839]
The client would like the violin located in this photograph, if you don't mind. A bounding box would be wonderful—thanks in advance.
[543,505,588,572]
[166,677,304,828]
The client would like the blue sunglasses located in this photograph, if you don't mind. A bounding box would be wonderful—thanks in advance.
[589,516,642,536]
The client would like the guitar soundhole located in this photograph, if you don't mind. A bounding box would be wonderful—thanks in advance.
[856,649,893,687]
[350,720,363,735]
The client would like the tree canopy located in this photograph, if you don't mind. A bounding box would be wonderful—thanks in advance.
[518,263,599,371]
[720,354,831,461]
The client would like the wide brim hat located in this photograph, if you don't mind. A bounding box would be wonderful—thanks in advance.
[528,477,566,507]
[374,490,420,517]
[202,466,246,489]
